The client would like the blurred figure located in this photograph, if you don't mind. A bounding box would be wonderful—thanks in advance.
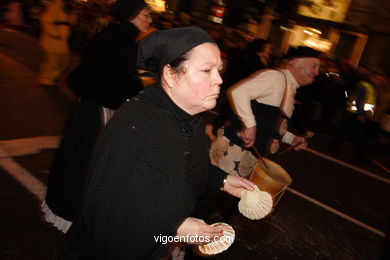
[221,38,273,87]
[37,0,77,86]
[24,0,44,35]
[246,17,260,39]
[243,38,273,76]
[41,0,151,233]
[68,0,151,108]
[291,57,345,136]
[372,73,390,135]
[346,68,383,124]
[333,68,386,160]
[227,46,321,155]
[207,46,320,223]
[3,0,25,29]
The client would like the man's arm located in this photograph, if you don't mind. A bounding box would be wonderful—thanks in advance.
[228,70,285,129]
[228,71,285,147]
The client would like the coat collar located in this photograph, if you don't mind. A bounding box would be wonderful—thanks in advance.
[142,84,201,124]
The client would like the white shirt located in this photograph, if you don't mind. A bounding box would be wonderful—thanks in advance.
[229,68,300,144]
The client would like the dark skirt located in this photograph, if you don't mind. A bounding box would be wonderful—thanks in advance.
[45,98,102,221]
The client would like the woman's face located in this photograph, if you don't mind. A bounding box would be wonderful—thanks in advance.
[130,7,152,32]
[165,43,223,115]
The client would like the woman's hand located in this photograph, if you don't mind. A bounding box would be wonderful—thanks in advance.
[176,217,223,245]
[222,175,255,198]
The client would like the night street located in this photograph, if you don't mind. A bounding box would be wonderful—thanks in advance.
[0,27,389,260]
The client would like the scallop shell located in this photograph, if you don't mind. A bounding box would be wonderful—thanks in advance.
[198,222,235,255]
[238,185,273,220]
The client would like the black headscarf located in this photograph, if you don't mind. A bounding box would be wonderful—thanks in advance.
[110,0,147,20]
[284,46,321,60]
[137,26,216,73]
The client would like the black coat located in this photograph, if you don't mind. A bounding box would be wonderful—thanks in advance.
[68,21,143,109]
[60,84,227,259]
[46,22,142,221]
[46,98,102,221]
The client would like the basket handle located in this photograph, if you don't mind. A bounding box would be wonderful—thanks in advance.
[252,146,270,170]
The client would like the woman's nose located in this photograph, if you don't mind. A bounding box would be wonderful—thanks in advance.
[215,72,223,85]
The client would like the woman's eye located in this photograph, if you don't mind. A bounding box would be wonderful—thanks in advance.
[203,69,211,73]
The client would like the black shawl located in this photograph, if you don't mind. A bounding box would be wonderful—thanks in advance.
[60,84,226,259]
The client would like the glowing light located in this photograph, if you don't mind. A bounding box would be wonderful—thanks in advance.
[302,36,332,52]
[145,0,165,13]
[298,0,351,22]
[209,16,223,24]
[311,28,322,35]
[280,26,295,32]
[303,30,314,36]
[304,28,322,36]
[350,101,375,113]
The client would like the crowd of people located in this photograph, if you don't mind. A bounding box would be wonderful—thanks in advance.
[1,0,389,259]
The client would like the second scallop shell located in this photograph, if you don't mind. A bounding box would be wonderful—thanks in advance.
[198,222,235,255]
[238,185,273,220]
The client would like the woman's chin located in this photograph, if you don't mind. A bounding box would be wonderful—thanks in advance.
[204,100,217,111]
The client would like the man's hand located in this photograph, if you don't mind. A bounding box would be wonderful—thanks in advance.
[291,136,308,150]
[240,126,257,148]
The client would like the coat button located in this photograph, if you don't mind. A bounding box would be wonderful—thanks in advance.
[184,151,190,156]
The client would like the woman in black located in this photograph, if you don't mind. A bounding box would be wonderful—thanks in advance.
[42,0,152,231]
[58,26,255,260]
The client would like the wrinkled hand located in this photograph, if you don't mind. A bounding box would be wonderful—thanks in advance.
[240,126,256,148]
[223,175,255,198]
[291,136,308,150]
[176,217,223,245]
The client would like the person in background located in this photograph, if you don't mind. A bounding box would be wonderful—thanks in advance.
[334,68,385,160]
[58,26,255,259]
[37,0,77,86]
[227,46,321,155]
[243,38,273,77]
[372,72,390,142]
[3,0,25,29]
[206,47,320,223]
[67,0,151,110]
[345,69,384,122]
[41,0,151,233]
[291,57,344,137]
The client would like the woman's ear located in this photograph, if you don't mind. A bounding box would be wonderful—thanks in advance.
[162,65,176,88]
